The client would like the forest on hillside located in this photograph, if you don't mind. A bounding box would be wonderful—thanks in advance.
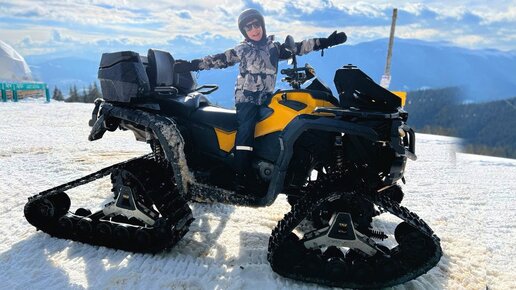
[405,88,516,159]
[52,82,102,103]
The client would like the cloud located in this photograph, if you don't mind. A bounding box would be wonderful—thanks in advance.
[0,0,514,58]
[176,10,192,19]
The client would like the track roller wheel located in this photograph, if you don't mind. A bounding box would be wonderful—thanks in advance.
[350,258,374,282]
[58,216,74,232]
[321,246,347,280]
[135,228,151,247]
[38,192,71,219]
[113,225,130,241]
[38,199,56,218]
[77,219,93,238]
[112,215,129,224]
[96,222,112,242]
[75,208,92,217]
[52,191,71,216]
[153,218,171,239]
[322,246,344,261]
[323,254,348,281]
[394,222,414,243]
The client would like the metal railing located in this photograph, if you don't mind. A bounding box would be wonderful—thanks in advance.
[0,82,50,102]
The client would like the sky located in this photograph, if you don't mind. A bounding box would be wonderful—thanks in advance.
[0,0,515,60]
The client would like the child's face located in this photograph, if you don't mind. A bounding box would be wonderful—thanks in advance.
[244,19,263,41]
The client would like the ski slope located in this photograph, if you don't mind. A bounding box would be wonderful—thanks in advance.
[0,101,514,289]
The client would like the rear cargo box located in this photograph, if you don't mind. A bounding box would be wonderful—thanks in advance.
[98,51,150,102]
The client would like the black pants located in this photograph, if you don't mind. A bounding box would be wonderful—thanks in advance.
[234,102,260,174]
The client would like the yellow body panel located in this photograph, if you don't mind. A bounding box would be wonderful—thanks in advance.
[212,91,337,152]
[392,91,407,106]
[255,91,337,137]
[214,128,236,153]
[214,90,406,152]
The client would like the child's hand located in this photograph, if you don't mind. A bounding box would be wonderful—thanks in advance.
[328,31,347,46]
[174,59,201,73]
[319,31,347,49]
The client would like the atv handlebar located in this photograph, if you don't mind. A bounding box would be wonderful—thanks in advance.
[280,65,316,89]
[280,67,307,75]
[281,36,317,89]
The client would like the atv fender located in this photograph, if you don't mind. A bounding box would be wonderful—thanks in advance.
[261,115,379,206]
[88,102,190,197]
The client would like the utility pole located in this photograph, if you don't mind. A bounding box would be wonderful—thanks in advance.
[380,8,398,89]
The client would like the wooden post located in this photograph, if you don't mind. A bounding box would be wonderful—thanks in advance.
[380,8,398,89]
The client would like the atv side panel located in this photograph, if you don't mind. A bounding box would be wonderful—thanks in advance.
[264,115,380,205]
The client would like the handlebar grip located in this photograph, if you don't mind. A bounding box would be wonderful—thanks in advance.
[281,67,305,74]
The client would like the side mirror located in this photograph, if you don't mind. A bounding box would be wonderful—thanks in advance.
[284,35,296,54]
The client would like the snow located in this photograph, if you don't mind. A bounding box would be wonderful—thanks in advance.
[0,40,32,81]
[1,101,515,289]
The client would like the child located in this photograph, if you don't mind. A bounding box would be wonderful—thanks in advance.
[175,8,346,194]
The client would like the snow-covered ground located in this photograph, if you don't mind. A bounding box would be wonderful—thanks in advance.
[0,101,514,289]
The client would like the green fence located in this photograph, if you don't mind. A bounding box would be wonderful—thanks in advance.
[1,82,50,102]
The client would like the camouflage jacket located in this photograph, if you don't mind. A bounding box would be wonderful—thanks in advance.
[194,35,323,105]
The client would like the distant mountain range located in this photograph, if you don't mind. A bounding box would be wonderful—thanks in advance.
[27,38,515,106]
[27,56,100,94]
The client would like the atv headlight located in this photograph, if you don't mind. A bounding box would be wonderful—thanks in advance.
[398,127,406,138]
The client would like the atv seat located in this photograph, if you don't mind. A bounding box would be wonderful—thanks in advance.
[158,92,211,118]
[147,49,198,96]
[146,49,178,95]
[190,106,237,132]
[190,105,273,132]
[146,49,211,117]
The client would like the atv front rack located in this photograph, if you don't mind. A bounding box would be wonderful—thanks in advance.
[314,106,404,120]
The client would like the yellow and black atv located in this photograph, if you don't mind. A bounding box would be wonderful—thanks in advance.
[24,36,441,288]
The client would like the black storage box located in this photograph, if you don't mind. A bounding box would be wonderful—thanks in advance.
[98,51,150,102]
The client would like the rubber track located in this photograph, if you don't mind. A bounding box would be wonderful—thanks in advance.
[24,154,194,253]
[267,182,442,288]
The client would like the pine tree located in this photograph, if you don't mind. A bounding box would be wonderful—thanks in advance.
[85,83,94,103]
[66,85,80,102]
[52,86,64,101]
[66,86,73,102]
[81,86,88,103]
[64,83,103,103]
[92,82,102,100]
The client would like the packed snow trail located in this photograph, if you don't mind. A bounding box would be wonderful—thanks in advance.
[0,101,514,289]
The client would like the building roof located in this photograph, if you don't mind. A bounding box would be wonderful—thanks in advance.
[0,40,32,82]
